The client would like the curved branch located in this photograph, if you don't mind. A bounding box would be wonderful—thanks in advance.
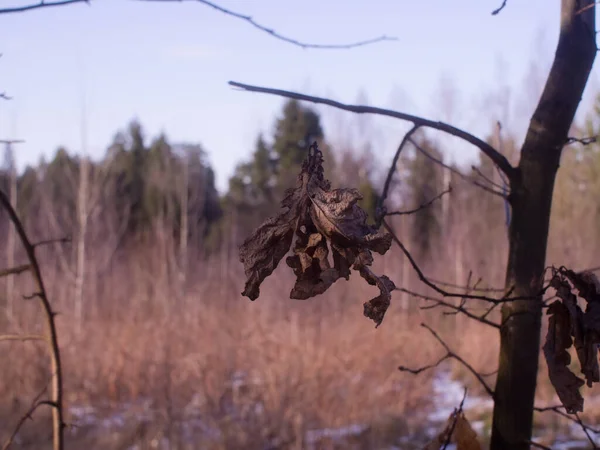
[142,0,396,49]
[228,81,517,181]
[0,190,64,450]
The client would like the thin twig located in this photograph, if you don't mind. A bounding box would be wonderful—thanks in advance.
[575,1,599,16]
[410,137,507,198]
[535,405,600,434]
[566,135,598,145]
[383,219,545,303]
[0,334,45,343]
[472,165,505,190]
[32,236,72,248]
[0,189,64,450]
[385,187,451,216]
[576,412,599,449]
[492,0,508,15]
[377,125,420,223]
[142,0,397,49]
[0,264,30,278]
[2,383,49,450]
[228,81,517,181]
[425,276,507,293]
[0,0,88,14]
[442,387,468,450]
[0,92,11,100]
[397,287,501,328]
[399,323,495,397]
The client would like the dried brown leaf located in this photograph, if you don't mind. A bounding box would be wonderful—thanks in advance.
[239,143,396,325]
[423,411,482,450]
[543,300,585,413]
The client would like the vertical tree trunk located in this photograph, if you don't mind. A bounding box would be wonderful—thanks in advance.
[6,149,16,321]
[75,154,89,334]
[490,2,596,448]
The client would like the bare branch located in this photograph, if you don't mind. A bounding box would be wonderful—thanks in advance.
[398,323,494,397]
[535,405,600,433]
[141,0,396,49]
[382,219,546,303]
[0,0,88,14]
[442,387,468,450]
[576,1,600,16]
[0,189,64,450]
[492,0,508,15]
[397,286,501,328]
[0,92,11,100]
[377,125,420,221]
[472,165,505,190]
[0,264,30,278]
[576,412,599,449]
[2,383,49,450]
[566,135,598,146]
[32,236,72,249]
[0,334,45,343]
[385,186,451,217]
[410,137,508,198]
[228,81,517,181]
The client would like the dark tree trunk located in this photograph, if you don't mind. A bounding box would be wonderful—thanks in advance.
[490,1,596,448]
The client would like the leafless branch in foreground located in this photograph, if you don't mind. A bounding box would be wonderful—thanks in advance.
[492,0,508,15]
[566,135,598,146]
[228,81,517,181]
[535,405,600,447]
[0,92,11,100]
[385,187,452,217]
[0,264,30,278]
[442,387,468,450]
[0,0,88,14]
[141,0,396,49]
[397,286,501,328]
[382,219,548,304]
[0,334,44,343]
[377,124,421,222]
[2,383,51,450]
[32,236,71,249]
[0,189,64,450]
[398,323,494,397]
[409,137,508,198]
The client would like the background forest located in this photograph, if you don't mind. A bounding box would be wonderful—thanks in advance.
[2,84,600,448]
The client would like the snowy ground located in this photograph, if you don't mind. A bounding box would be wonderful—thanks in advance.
[55,370,600,449]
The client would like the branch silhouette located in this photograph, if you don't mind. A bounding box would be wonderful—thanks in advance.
[142,0,397,49]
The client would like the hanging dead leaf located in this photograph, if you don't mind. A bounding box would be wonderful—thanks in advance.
[239,143,395,326]
[544,267,600,413]
[542,300,585,414]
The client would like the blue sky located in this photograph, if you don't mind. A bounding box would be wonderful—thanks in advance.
[0,0,599,192]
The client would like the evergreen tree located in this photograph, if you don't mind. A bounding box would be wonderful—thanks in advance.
[405,135,444,260]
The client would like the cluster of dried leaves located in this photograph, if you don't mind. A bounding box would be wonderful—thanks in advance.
[239,143,395,326]
[544,267,600,413]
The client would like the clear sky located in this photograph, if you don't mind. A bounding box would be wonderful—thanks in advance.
[0,0,599,192]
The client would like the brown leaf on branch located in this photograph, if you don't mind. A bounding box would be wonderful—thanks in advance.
[544,267,600,413]
[543,300,585,413]
[239,142,394,326]
[424,410,482,450]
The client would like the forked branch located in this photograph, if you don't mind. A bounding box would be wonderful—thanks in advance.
[228,81,517,181]
[398,323,494,397]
